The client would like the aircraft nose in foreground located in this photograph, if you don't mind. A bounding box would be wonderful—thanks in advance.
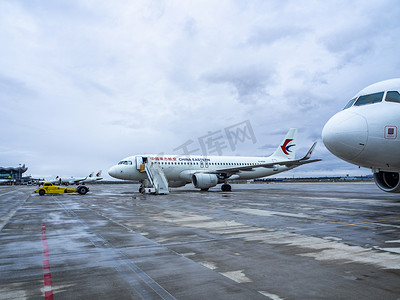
[322,110,368,162]
[108,165,120,179]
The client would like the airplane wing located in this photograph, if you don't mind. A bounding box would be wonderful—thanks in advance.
[71,177,87,184]
[214,142,321,175]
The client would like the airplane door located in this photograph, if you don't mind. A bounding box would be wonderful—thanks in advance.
[200,161,204,168]
[205,161,209,168]
[136,156,148,172]
[136,156,143,170]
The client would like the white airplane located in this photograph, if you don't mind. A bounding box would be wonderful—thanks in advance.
[108,128,320,193]
[322,78,400,193]
[0,177,15,185]
[46,176,61,184]
[82,170,103,183]
[56,176,86,185]
[57,171,100,185]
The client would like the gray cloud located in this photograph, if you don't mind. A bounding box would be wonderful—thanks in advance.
[202,65,275,103]
[0,74,36,100]
[246,26,307,46]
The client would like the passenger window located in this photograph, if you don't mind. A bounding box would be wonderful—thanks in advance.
[354,92,384,106]
[343,98,357,109]
[385,91,400,103]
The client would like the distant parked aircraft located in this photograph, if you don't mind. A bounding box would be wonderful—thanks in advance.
[47,170,103,185]
[82,170,103,183]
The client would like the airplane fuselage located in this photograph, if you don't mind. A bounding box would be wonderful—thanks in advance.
[108,128,319,193]
[108,154,294,185]
[322,78,400,192]
[322,81,400,172]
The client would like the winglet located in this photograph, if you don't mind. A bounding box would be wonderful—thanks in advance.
[300,141,317,160]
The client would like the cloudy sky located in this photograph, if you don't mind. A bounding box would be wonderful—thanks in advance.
[1,0,400,180]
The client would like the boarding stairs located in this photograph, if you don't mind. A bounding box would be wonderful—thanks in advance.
[140,162,169,194]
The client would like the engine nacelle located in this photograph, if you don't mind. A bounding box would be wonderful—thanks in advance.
[168,180,187,188]
[373,171,400,193]
[192,173,218,190]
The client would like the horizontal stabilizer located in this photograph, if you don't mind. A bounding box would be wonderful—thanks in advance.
[215,141,320,173]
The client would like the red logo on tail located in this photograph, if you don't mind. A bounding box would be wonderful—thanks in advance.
[281,139,294,155]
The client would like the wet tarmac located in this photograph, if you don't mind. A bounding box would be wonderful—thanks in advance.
[0,182,400,299]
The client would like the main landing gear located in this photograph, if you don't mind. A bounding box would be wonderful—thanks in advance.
[221,184,231,192]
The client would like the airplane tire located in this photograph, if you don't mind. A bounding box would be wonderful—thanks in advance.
[39,189,45,196]
[139,187,145,194]
[77,186,89,195]
[200,188,209,191]
[221,184,231,192]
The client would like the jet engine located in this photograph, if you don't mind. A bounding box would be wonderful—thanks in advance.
[373,171,400,193]
[192,173,218,190]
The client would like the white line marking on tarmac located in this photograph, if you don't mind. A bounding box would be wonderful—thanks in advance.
[199,261,218,270]
[245,232,400,269]
[231,208,320,220]
[220,270,252,283]
[0,195,29,231]
[385,240,400,243]
[259,291,284,300]
[375,247,400,254]
[0,190,15,197]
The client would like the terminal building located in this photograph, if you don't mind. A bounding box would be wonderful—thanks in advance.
[0,164,28,184]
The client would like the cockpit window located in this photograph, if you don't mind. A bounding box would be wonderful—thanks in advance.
[385,91,400,103]
[354,92,384,107]
[118,160,132,165]
[343,98,357,110]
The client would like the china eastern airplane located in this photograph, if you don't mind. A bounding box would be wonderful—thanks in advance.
[82,170,103,183]
[54,170,103,185]
[322,78,400,193]
[108,128,320,193]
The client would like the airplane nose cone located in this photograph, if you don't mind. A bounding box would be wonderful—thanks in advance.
[108,165,120,179]
[322,111,368,161]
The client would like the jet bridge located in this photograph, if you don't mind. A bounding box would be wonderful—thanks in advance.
[138,157,169,194]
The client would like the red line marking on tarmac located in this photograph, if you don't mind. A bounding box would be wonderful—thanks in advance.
[43,248,49,257]
[41,223,54,300]
[44,273,52,286]
[43,260,50,269]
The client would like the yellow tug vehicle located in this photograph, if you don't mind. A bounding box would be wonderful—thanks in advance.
[35,182,89,196]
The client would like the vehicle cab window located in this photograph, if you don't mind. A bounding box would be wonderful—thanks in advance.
[354,92,384,106]
[385,91,400,103]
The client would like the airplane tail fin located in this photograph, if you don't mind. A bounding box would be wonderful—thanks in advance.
[96,170,102,177]
[88,172,94,178]
[272,128,298,159]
